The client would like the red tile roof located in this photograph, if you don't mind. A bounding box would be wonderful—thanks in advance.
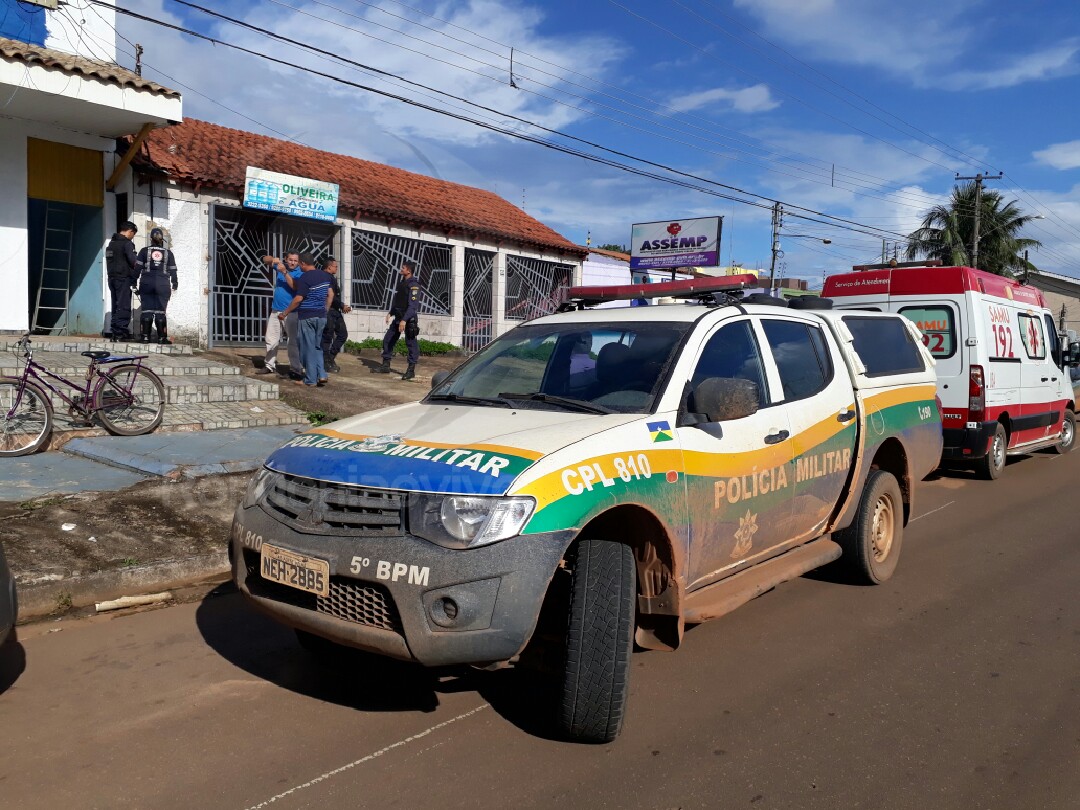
[134,119,585,257]
[0,37,179,98]
[587,247,631,262]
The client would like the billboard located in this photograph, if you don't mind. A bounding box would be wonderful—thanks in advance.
[630,216,722,270]
[243,167,339,223]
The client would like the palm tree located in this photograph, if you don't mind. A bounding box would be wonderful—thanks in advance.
[905,183,1042,276]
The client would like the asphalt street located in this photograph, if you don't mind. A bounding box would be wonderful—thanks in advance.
[1,449,1078,810]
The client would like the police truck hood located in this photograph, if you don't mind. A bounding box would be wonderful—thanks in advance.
[264,402,642,495]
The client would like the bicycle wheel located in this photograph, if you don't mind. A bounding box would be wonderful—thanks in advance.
[94,365,166,436]
[0,380,53,456]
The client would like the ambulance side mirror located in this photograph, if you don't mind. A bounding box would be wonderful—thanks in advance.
[430,370,451,389]
[693,377,760,423]
[1067,341,1080,367]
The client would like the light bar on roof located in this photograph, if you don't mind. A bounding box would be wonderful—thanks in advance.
[567,273,759,303]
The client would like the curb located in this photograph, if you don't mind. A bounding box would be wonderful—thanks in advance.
[16,551,231,622]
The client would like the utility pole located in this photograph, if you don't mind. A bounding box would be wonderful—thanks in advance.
[955,171,1002,270]
[768,202,782,292]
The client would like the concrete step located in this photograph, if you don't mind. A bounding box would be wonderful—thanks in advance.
[163,375,279,405]
[0,336,194,355]
[0,351,242,378]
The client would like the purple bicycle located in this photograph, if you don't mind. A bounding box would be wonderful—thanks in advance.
[0,334,166,456]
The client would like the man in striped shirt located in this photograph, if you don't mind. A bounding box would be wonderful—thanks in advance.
[278,253,335,387]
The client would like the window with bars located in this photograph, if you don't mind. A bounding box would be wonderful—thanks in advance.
[504,255,572,322]
[350,229,451,315]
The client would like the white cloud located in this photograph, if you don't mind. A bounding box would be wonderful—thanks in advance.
[669,84,780,114]
[941,40,1080,90]
[1034,140,1080,171]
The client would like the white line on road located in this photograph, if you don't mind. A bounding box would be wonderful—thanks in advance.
[242,704,489,810]
[909,500,955,523]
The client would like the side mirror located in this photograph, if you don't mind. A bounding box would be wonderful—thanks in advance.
[694,377,759,423]
[430,370,451,389]
[1068,341,1080,367]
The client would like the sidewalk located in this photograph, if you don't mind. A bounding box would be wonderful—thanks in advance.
[1,426,304,620]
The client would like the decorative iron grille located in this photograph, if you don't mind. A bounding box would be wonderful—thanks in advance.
[209,206,339,345]
[462,248,494,352]
[504,255,572,321]
[350,230,451,316]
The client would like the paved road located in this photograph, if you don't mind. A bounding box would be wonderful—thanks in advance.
[2,450,1078,809]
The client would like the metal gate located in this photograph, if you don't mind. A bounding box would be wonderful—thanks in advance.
[209,206,340,346]
[350,230,451,316]
[505,254,572,322]
[462,249,494,352]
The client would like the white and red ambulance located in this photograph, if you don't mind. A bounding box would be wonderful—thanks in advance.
[823,263,1077,478]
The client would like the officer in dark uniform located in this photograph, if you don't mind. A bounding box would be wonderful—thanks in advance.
[321,258,351,373]
[379,260,421,380]
[105,221,139,341]
[135,227,179,344]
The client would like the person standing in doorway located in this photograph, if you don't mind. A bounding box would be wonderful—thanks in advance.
[278,253,334,387]
[259,251,303,377]
[321,258,351,373]
[378,260,421,381]
[135,228,179,344]
[105,221,139,342]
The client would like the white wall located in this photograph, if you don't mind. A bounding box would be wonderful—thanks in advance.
[0,124,29,333]
[45,0,117,62]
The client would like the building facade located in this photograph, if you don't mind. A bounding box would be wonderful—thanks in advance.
[0,0,182,336]
[121,119,586,351]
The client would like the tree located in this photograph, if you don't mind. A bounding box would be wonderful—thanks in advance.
[595,243,629,253]
[905,182,1041,276]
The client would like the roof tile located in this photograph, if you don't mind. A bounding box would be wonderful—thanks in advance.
[134,118,585,257]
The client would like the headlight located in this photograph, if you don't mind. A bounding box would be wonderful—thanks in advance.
[243,467,278,508]
[408,494,535,549]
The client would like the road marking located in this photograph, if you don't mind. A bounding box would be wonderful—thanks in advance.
[242,704,489,809]
[909,500,955,523]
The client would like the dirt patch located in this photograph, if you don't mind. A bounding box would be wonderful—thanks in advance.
[199,346,468,423]
[0,475,249,584]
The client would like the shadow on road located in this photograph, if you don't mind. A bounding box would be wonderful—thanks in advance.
[195,584,443,713]
[0,631,26,695]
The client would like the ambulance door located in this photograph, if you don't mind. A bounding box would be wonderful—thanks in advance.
[677,318,794,592]
[982,299,1023,435]
[1016,311,1059,445]
[898,301,964,422]
[758,315,858,536]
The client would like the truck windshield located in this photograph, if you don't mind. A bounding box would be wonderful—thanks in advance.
[427,321,690,413]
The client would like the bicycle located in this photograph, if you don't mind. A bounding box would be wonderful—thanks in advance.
[0,334,166,456]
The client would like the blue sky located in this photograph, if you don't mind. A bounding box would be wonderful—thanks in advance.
[69,0,1080,280]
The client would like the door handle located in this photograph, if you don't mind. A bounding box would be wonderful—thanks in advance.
[837,409,856,423]
[1041,377,1049,382]
[764,430,789,445]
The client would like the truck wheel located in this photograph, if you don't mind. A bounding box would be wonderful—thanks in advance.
[977,422,1007,480]
[558,537,635,744]
[1055,410,1075,454]
[835,470,903,585]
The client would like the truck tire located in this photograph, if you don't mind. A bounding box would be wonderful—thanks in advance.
[835,469,903,584]
[976,422,1007,479]
[558,537,635,744]
[1055,409,1075,454]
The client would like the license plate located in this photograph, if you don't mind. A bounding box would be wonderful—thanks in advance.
[260,544,330,597]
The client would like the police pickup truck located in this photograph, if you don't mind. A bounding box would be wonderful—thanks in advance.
[231,275,943,743]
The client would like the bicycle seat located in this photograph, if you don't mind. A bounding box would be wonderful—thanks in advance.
[81,350,112,360]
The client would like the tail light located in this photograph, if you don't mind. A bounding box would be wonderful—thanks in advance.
[969,365,985,420]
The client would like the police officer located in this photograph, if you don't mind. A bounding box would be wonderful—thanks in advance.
[379,260,421,380]
[321,258,350,373]
[105,221,139,341]
[135,228,179,344]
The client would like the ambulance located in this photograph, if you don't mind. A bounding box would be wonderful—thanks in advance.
[822,263,1079,478]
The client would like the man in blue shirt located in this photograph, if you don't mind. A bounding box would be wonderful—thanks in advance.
[278,253,334,387]
[259,251,304,377]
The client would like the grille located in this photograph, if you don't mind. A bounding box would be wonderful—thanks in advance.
[262,472,403,537]
[244,550,403,633]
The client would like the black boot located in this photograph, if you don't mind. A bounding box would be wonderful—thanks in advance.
[155,314,172,345]
[140,315,153,344]
[377,358,391,374]
[401,364,415,381]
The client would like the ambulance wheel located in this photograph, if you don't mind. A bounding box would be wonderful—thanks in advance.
[835,469,903,585]
[557,537,635,744]
[977,422,1007,479]
[1055,410,1075,454]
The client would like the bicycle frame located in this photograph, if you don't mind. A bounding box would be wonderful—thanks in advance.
[3,342,149,420]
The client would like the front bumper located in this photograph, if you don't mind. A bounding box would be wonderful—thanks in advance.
[941,420,995,461]
[231,504,574,667]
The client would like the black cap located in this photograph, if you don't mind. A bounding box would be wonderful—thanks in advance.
[150,227,164,239]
